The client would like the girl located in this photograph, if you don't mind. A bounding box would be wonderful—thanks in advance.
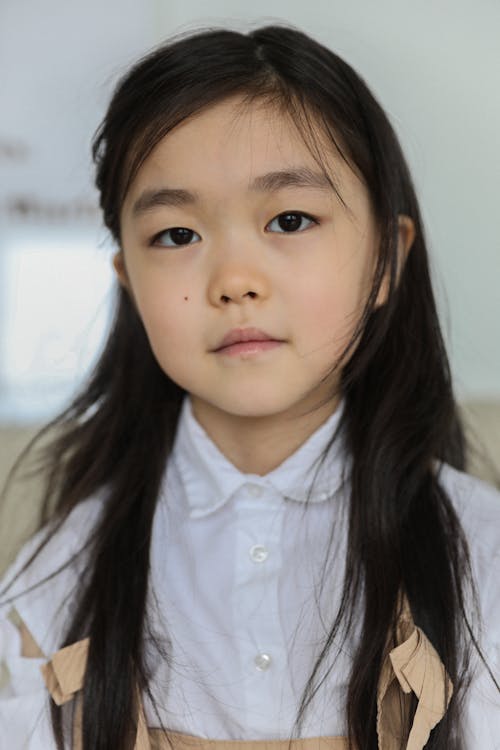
[0,23,499,750]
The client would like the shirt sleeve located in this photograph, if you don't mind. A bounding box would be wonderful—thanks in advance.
[462,636,500,748]
[439,464,500,748]
[0,615,58,749]
[0,497,104,749]
[462,538,500,749]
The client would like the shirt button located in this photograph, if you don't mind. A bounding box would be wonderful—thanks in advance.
[249,544,268,562]
[247,485,264,498]
[254,653,272,671]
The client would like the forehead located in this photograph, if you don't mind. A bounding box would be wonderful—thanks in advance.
[121,95,365,216]
[148,96,326,165]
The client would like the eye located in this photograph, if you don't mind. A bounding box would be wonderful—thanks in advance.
[266,211,319,233]
[150,227,201,247]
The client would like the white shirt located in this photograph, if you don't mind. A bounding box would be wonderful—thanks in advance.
[0,394,499,748]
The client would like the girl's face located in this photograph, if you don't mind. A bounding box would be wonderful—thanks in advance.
[117,96,412,430]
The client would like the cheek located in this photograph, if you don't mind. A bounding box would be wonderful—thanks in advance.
[137,293,198,385]
[295,271,363,336]
[134,280,195,348]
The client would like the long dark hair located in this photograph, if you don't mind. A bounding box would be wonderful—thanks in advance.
[1,23,497,750]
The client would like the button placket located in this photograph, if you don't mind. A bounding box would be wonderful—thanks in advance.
[234,489,285,722]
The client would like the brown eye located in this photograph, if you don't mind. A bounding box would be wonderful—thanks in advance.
[151,227,201,247]
[267,212,318,233]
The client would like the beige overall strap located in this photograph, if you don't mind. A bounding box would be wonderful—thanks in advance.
[40,637,90,705]
[376,596,453,750]
[40,637,152,750]
[150,734,349,750]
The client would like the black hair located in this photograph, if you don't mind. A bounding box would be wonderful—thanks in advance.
[1,22,498,750]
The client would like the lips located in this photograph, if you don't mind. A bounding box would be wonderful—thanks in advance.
[213,327,283,351]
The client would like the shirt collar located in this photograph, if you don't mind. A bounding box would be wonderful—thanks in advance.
[171,394,350,519]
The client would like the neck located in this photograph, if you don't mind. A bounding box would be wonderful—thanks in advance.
[189,394,341,475]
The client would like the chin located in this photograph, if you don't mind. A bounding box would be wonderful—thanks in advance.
[207,392,302,420]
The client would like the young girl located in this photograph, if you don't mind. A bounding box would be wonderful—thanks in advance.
[0,23,499,750]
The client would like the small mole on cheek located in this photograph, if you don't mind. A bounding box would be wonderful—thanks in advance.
[184,296,188,301]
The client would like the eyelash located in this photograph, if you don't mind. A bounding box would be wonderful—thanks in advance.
[148,211,320,248]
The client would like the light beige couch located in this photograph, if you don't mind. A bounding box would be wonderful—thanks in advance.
[1,401,499,577]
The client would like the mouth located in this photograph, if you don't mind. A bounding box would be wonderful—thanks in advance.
[213,326,285,352]
[214,340,284,356]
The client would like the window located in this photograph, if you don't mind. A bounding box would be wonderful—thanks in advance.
[0,228,114,423]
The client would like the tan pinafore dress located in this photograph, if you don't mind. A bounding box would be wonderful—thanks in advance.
[37,597,452,750]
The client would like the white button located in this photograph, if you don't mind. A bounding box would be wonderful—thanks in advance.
[249,544,268,562]
[254,653,272,671]
[248,485,263,498]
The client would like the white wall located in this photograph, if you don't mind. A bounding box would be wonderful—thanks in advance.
[1,0,498,425]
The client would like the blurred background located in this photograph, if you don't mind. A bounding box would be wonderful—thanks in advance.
[1,0,499,572]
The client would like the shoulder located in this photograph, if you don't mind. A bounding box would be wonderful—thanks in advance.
[436,464,500,736]
[0,496,104,655]
[436,461,500,560]
[436,462,500,636]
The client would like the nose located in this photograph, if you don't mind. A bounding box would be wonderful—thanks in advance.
[221,289,257,303]
[208,262,270,307]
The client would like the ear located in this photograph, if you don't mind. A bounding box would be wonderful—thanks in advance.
[374,214,415,308]
[397,214,416,267]
[112,251,130,290]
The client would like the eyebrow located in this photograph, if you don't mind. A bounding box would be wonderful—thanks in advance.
[131,167,335,218]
